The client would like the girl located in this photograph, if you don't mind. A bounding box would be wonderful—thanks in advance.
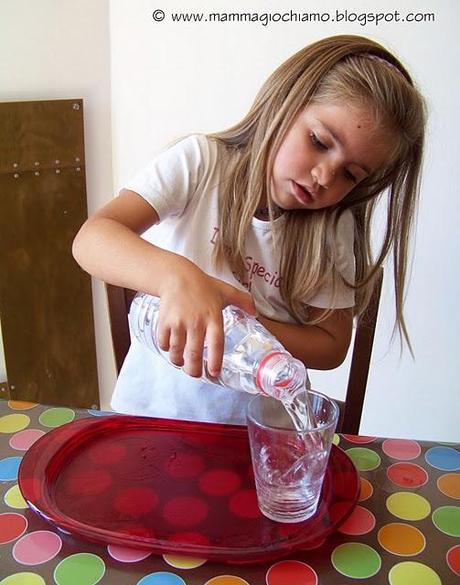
[73,35,426,424]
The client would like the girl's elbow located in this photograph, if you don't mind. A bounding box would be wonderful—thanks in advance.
[71,221,92,270]
[328,350,348,369]
[313,342,350,370]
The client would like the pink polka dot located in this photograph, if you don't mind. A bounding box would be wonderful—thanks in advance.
[266,560,318,585]
[337,505,376,535]
[447,545,460,576]
[114,487,159,517]
[108,544,151,562]
[163,496,209,527]
[12,530,62,565]
[229,489,261,519]
[9,429,45,450]
[87,442,127,466]
[168,532,210,547]
[64,469,113,497]
[387,462,429,488]
[343,435,376,444]
[0,512,28,544]
[164,452,205,479]
[382,439,421,460]
[199,469,241,496]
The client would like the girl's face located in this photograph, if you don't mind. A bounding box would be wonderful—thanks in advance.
[270,101,394,211]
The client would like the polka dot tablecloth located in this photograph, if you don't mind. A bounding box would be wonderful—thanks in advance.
[0,400,459,584]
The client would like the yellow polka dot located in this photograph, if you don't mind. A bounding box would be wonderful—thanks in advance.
[389,561,441,585]
[0,414,30,433]
[163,554,207,569]
[0,573,46,585]
[333,434,340,445]
[386,492,431,521]
[4,484,27,509]
[8,401,37,410]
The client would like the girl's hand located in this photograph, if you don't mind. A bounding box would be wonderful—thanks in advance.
[156,268,255,378]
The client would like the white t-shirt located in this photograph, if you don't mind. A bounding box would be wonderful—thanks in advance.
[111,135,355,424]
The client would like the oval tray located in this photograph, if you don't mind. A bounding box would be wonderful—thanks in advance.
[18,414,359,563]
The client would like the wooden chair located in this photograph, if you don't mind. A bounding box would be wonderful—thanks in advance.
[105,267,383,435]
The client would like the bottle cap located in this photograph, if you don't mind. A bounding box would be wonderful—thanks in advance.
[256,351,298,398]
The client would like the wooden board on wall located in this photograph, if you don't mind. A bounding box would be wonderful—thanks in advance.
[0,99,99,408]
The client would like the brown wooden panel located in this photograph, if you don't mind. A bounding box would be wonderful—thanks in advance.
[0,99,99,408]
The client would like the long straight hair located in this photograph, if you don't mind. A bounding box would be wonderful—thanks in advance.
[209,35,426,351]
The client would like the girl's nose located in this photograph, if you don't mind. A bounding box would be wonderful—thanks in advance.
[312,164,336,190]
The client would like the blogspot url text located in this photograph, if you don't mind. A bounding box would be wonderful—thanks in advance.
[151,9,436,27]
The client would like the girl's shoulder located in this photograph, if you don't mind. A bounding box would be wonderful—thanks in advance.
[329,209,355,242]
[166,133,225,166]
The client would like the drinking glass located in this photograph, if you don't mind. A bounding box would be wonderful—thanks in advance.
[246,390,339,523]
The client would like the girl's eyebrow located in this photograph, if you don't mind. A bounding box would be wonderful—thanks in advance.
[316,119,372,175]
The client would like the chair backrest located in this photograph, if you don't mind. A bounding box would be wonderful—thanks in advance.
[105,266,383,435]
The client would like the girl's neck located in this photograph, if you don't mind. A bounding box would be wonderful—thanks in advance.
[254,201,283,221]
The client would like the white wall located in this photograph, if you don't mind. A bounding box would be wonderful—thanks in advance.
[0,0,117,407]
[1,1,457,440]
[110,0,459,441]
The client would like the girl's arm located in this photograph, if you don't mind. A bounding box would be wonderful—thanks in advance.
[72,189,256,377]
[257,307,353,370]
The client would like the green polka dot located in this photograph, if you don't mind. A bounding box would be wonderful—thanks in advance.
[0,573,46,585]
[331,542,381,579]
[0,414,30,433]
[346,447,381,471]
[333,434,340,446]
[432,506,460,537]
[389,561,442,585]
[54,554,105,585]
[4,484,27,509]
[39,408,75,428]
[387,492,431,521]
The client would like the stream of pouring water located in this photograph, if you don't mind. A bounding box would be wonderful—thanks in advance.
[280,384,324,481]
[282,383,316,432]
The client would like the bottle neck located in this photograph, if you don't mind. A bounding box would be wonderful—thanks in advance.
[256,351,307,401]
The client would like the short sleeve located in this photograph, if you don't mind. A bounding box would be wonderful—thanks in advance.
[122,134,209,221]
[306,210,356,309]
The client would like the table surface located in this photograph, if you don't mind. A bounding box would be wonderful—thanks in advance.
[0,399,459,585]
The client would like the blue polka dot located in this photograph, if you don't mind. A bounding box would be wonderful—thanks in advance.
[0,456,22,481]
[86,409,114,417]
[425,447,460,471]
[137,573,186,585]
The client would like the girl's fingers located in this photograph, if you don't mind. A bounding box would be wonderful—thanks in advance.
[205,321,225,377]
[168,327,186,367]
[156,324,171,352]
[183,323,206,378]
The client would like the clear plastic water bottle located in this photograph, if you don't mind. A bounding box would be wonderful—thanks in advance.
[129,293,310,406]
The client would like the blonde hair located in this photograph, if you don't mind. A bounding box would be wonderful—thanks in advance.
[208,35,426,351]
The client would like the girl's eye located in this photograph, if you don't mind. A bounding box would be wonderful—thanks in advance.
[310,132,327,150]
[345,169,358,183]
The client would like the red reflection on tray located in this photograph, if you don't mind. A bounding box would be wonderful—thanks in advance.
[18,415,359,563]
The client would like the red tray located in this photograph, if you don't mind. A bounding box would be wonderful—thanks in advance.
[18,415,359,563]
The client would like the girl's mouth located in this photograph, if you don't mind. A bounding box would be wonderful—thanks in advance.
[291,180,314,205]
